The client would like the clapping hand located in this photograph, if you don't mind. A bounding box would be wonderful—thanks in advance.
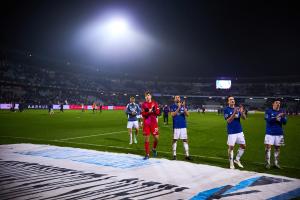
[277,112,285,118]
[177,102,182,107]
[234,107,239,114]
[239,106,244,113]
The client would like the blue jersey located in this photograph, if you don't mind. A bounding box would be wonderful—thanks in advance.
[224,106,243,134]
[125,103,141,121]
[265,108,287,136]
[170,104,187,129]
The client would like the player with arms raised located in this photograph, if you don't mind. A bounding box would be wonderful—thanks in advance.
[264,98,287,169]
[224,96,247,169]
[141,91,160,160]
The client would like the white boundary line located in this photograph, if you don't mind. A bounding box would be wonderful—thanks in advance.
[56,130,128,141]
[1,135,300,170]
[0,135,226,160]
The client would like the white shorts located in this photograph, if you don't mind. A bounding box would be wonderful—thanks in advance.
[173,128,188,140]
[264,134,284,146]
[127,121,139,129]
[227,132,246,146]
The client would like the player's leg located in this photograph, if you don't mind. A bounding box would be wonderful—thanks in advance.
[151,126,159,157]
[227,134,237,169]
[152,134,159,157]
[234,132,246,168]
[234,144,245,168]
[265,144,272,169]
[181,128,190,160]
[173,129,179,160]
[134,127,139,144]
[228,145,235,169]
[264,134,273,169]
[128,128,133,145]
[274,136,283,168]
[127,122,133,144]
[133,121,139,144]
[172,139,178,160]
[143,126,151,159]
[144,135,150,159]
[274,146,281,168]
[183,139,191,160]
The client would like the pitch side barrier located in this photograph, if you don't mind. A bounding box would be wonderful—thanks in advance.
[0,103,125,110]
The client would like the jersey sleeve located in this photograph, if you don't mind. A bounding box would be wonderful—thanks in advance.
[279,110,287,125]
[281,116,287,125]
[125,104,131,115]
[154,102,160,116]
[224,108,229,120]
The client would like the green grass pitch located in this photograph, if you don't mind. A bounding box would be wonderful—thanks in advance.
[0,110,299,178]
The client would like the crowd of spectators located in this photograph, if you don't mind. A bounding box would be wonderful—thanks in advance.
[0,53,299,113]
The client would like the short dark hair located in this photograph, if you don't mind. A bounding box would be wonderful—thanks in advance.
[144,91,151,96]
[271,98,282,103]
[227,95,234,102]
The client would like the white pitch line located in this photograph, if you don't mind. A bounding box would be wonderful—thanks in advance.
[56,130,128,141]
[0,135,225,160]
[1,135,300,170]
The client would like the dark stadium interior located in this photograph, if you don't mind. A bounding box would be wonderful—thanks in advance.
[0,1,299,113]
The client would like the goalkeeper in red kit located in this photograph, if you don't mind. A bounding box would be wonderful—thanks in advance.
[141,91,160,160]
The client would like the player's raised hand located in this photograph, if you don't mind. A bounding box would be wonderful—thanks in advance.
[239,106,244,113]
[277,112,285,117]
[177,102,182,107]
[234,107,239,114]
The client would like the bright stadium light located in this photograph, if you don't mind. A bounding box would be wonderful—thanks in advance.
[76,11,158,64]
[105,18,129,36]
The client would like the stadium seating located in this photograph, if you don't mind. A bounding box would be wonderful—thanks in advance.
[0,52,299,113]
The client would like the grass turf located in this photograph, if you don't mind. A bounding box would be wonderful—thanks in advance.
[0,109,299,179]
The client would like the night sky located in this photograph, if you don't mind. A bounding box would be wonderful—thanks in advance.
[0,0,299,77]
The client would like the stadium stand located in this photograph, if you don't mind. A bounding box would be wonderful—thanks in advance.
[0,51,299,113]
